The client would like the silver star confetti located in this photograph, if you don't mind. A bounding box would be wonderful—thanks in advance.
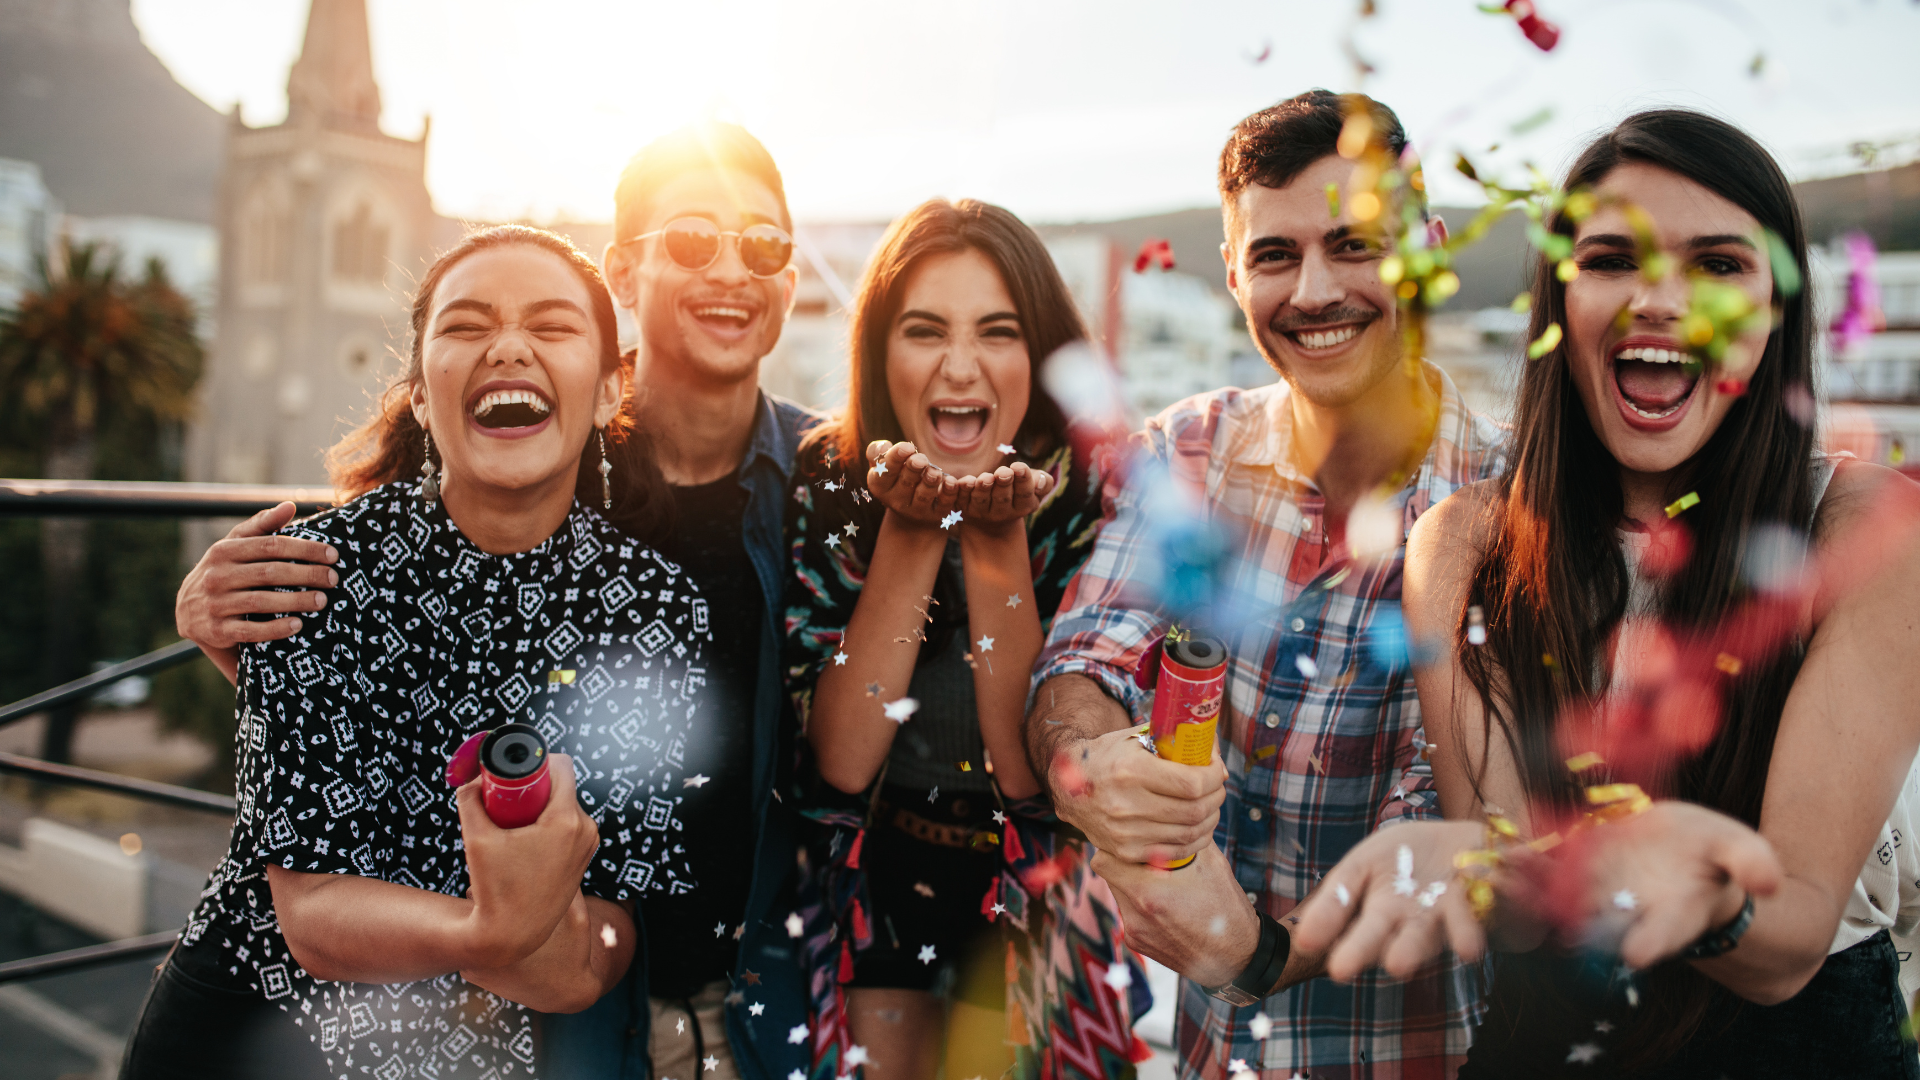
[940,510,963,530]
[685,774,710,789]
[883,697,919,723]
[917,944,937,964]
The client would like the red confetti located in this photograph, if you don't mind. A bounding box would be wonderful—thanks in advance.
[1133,238,1175,274]
[846,827,865,870]
[1715,378,1748,396]
[1505,0,1560,51]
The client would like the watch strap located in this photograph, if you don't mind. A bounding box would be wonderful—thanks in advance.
[1205,910,1291,1006]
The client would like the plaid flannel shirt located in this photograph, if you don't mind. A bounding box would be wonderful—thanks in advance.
[1035,365,1508,1080]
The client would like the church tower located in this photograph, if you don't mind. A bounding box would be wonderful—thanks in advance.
[189,0,444,486]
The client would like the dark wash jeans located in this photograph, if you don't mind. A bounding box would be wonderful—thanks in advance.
[121,957,333,1080]
[1460,929,1919,1079]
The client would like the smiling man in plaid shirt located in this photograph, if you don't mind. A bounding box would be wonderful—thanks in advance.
[1025,91,1506,1079]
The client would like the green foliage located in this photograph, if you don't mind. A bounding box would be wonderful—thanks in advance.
[0,242,228,785]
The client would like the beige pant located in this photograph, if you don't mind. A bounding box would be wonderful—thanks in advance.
[649,981,740,1080]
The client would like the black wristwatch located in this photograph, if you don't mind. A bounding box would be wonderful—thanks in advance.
[1204,910,1291,1006]
[1683,892,1755,960]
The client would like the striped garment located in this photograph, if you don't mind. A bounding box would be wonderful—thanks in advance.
[1035,365,1508,1080]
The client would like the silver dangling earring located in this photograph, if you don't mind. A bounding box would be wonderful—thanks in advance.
[597,429,612,510]
[420,430,440,505]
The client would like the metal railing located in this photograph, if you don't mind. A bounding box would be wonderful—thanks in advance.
[0,480,325,985]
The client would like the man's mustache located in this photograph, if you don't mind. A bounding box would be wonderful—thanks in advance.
[1268,307,1379,334]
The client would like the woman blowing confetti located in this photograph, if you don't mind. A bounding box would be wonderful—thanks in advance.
[1292,110,1920,1078]
[122,226,712,1079]
[783,199,1144,1080]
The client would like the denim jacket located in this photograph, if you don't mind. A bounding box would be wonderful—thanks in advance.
[547,391,820,1080]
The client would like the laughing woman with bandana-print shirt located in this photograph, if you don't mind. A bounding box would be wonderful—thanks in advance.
[121,227,702,1080]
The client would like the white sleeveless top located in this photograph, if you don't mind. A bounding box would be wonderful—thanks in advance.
[1614,456,1920,985]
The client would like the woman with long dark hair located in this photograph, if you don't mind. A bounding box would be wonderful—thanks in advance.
[123,226,707,1079]
[1290,111,1920,1077]
[784,199,1143,1080]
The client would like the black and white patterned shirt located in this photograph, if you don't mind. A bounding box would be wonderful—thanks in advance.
[179,482,714,1078]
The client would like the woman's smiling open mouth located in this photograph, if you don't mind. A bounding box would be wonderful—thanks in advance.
[928,402,990,452]
[470,385,554,432]
[1610,338,1701,426]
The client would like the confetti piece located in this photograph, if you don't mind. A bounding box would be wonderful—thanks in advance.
[679,1016,688,1035]
[1309,753,1325,775]
[1595,1020,1614,1033]
[940,510,963,530]
[843,522,859,537]
[1714,652,1743,676]
[1664,491,1700,518]
[548,669,575,684]
[976,634,995,652]
[927,785,938,802]
[1326,182,1341,219]
[825,533,842,550]
[864,681,884,698]
[1208,914,1228,935]
[1132,238,1175,273]
[1248,40,1271,64]
[996,443,1016,454]
[1228,1060,1255,1078]
[1510,106,1554,135]
[1565,751,1605,773]
[600,923,618,948]
[1336,883,1352,907]
[1504,0,1561,51]
[845,1046,870,1067]
[917,944,937,964]
[1467,604,1487,645]
[874,460,887,475]
[1254,744,1278,760]
[957,761,972,772]
[742,967,759,983]
[1566,1043,1602,1064]
[714,921,727,937]
[1103,963,1132,990]
[823,479,841,492]
[1715,377,1747,396]
[1417,880,1448,907]
[1613,889,1637,911]
[1393,845,1417,896]
[914,882,935,898]
[685,774,710,789]
[1527,323,1563,359]
[1295,654,1319,679]
[750,1001,765,1016]
[119,833,141,856]
[833,651,849,666]
[786,912,804,938]
[788,1024,809,1044]
[883,697,919,723]
[1251,1011,1274,1039]
[1005,593,1022,608]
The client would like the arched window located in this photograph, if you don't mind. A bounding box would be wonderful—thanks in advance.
[240,188,288,285]
[331,202,389,284]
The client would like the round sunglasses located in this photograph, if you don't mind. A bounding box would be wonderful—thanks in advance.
[617,217,794,279]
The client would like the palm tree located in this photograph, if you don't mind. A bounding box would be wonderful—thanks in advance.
[0,240,203,762]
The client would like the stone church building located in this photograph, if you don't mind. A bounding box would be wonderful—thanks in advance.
[187,0,455,487]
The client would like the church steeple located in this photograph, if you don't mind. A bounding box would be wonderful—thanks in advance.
[285,0,382,132]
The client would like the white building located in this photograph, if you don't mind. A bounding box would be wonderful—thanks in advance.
[0,157,59,309]
[63,214,218,333]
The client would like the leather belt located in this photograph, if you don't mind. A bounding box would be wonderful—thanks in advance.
[879,802,995,850]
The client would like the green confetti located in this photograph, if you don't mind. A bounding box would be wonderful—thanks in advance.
[1664,492,1700,518]
[1763,228,1803,298]
[1511,107,1554,136]
[1326,182,1340,219]
[1526,322,1563,359]
[1510,292,1533,313]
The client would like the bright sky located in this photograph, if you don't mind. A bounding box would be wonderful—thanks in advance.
[130,0,1920,225]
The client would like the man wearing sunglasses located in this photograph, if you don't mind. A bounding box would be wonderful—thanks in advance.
[170,122,817,1080]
